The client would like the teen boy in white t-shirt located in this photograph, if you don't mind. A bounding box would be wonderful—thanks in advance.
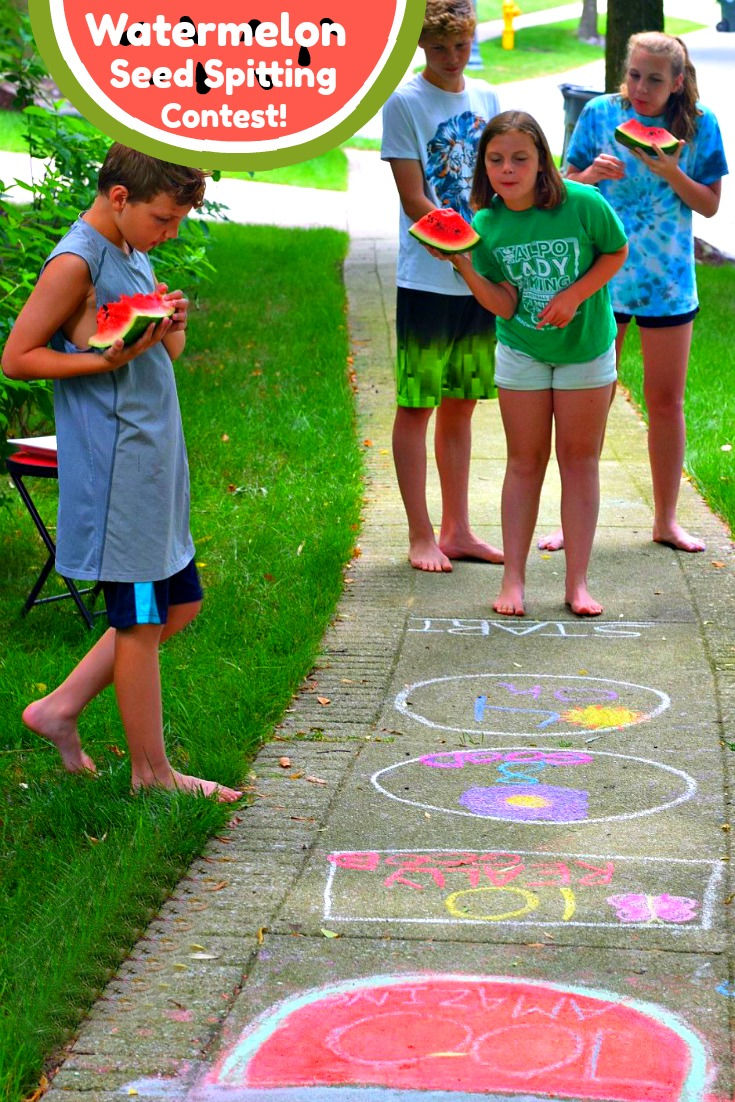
[381,0,503,573]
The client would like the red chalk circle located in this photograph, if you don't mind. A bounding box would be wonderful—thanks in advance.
[29,1,425,168]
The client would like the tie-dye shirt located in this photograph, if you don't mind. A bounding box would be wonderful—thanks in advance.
[566,94,728,316]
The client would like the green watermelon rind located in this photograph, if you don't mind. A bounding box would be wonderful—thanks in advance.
[409,210,481,254]
[614,120,679,155]
[88,306,174,350]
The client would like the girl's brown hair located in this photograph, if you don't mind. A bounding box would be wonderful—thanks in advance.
[470,110,565,212]
[620,32,701,142]
[98,144,209,208]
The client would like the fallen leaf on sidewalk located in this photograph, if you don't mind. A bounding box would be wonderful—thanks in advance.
[712,561,726,569]
[257,926,267,944]
[317,696,331,706]
[205,881,229,892]
[278,756,292,768]
[320,928,340,938]
[306,776,328,786]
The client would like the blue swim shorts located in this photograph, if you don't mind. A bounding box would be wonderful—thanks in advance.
[102,558,203,629]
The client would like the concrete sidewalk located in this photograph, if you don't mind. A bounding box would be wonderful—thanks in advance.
[42,149,735,1102]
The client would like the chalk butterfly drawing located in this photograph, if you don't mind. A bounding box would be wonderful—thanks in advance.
[607,892,699,924]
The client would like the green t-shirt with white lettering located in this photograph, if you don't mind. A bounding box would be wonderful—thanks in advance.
[472,179,626,363]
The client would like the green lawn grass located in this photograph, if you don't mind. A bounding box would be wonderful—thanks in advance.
[475,16,703,83]
[617,263,735,537]
[0,220,362,1102]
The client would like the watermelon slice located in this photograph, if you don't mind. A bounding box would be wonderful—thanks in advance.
[88,292,174,350]
[409,208,480,253]
[614,117,679,155]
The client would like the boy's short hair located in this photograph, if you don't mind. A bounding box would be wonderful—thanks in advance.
[98,144,208,208]
[420,0,476,40]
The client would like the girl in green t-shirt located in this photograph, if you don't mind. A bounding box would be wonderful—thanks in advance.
[424,110,628,617]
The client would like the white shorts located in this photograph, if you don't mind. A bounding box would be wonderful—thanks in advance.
[495,341,617,391]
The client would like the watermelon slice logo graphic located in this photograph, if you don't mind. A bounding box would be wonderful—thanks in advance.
[28,0,424,168]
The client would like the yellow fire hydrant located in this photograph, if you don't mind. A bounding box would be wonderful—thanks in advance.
[502,0,521,49]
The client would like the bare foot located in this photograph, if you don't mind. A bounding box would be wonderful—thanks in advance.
[440,533,504,564]
[133,769,243,803]
[408,537,453,573]
[22,698,97,773]
[538,528,564,552]
[493,580,525,617]
[565,584,603,617]
[653,523,705,553]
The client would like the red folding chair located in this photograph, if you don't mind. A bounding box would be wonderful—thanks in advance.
[6,442,104,628]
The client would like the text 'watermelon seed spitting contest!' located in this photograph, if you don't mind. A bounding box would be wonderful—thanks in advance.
[409,208,481,254]
[88,293,174,350]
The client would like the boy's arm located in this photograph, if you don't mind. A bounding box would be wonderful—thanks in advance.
[387,159,437,222]
[2,254,172,381]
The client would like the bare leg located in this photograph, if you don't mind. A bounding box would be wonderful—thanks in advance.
[493,388,552,616]
[22,628,117,772]
[113,612,241,802]
[392,404,452,572]
[21,601,241,803]
[640,322,703,551]
[538,327,625,553]
[554,386,611,616]
[435,397,503,564]
[23,603,201,772]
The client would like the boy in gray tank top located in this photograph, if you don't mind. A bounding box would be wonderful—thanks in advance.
[2,144,241,803]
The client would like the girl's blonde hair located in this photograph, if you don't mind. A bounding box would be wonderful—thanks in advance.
[621,32,701,142]
[470,110,565,212]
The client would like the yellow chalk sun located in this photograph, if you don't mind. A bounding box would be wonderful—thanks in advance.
[562,704,644,729]
[505,794,551,808]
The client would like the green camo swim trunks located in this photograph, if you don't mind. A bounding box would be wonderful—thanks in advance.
[396,287,496,409]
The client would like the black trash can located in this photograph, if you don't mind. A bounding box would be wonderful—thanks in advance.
[559,83,604,166]
[717,0,735,29]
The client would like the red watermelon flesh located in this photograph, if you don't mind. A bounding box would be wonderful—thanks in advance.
[614,117,679,155]
[88,292,174,350]
[409,208,480,253]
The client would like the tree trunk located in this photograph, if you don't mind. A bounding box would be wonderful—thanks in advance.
[578,0,600,43]
[605,0,664,91]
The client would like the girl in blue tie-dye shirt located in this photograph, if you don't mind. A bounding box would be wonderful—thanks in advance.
[554,33,728,553]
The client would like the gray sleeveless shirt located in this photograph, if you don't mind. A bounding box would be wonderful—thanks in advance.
[45,217,194,582]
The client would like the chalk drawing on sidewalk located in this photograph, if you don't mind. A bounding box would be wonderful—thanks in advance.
[395,674,669,738]
[323,849,722,931]
[410,617,659,638]
[371,748,696,824]
[203,974,712,1099]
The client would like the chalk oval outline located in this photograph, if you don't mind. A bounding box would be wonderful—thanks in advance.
[394,673,670,738]
[371,747,696,825]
